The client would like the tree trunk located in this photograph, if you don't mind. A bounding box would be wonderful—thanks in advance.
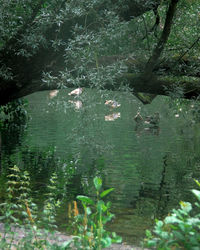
[0,0,199,106]
[145,0,179,74]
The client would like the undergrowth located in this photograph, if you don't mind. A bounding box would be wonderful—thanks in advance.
[0,166,121,249]
[144,179,200,249]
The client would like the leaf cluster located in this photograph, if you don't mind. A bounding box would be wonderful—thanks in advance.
[68,177,121,249]
[144,179,200,249]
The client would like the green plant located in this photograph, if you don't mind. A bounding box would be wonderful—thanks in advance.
[0,99,28,130]
[39,172,61,231]
[67,176,122,250]
[0,165,40,249]
[0,168,121,249]
[144,179,200,249]
[0,165,36,223]
[0,166,64,249]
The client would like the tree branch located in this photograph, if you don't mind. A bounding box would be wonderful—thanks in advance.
[144,0,179,74]
[3,0,44,51]
[174,36,200,64]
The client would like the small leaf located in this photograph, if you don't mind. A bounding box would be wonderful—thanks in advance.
[165,215,181,224]
[156,220,163,228]
[192,189,200,202]
[0,203,6,207]
[102,236,112,247]
[145,229,152,238]
[100,188,114,198]
[146,240,157,247]
[86,207,92,215]
[93,177,102,191]
[179,201,192,213]
[194,179,200,187]
[77,195,94,205]
[112,232,122,243]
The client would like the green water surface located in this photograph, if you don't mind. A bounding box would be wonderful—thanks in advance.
[1,89,200,244]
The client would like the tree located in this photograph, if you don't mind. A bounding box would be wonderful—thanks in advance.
[0,0,199,105]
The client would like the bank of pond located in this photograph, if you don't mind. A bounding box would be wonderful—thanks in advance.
[1,90,200,248]
[0,167,200,249]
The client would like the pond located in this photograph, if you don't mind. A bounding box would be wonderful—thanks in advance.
[1,89,200,245]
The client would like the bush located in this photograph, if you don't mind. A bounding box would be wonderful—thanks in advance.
[144,179,200,249]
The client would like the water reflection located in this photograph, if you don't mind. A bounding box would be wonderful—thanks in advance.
[134,108,160,136]
[105,112,121,121]
[68,100,83,110]
[1,90,200,244]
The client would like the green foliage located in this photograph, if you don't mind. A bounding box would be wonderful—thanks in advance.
[0,165,36,225]
[68,176,122,249]
[93,176,102,191]
[0,0,199,102]
[144,180,200,249]
[39,172,61,230]
[0,166,66,249]
[0,146,79,205]
[0,99,28,131]
[0,168,121,249]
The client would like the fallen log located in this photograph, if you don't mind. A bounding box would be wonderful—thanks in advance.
[124,73,200,99]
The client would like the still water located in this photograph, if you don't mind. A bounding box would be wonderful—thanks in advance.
[1,89,200,244]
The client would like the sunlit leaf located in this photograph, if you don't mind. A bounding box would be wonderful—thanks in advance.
[192,189,200,201]
[86,207,92,215]
[100,188,114,198]
[179,201,192,213]
[165,216,182,224]
[102,236,112,247]
[93,177,102,191]
[77,195,94,205]
[194,179,200,187]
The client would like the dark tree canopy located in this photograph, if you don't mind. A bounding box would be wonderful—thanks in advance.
[0,0,200,105]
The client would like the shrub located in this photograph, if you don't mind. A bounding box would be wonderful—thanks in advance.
[144,179,200,249]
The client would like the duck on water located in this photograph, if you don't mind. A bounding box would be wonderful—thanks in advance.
[134,108,160,128]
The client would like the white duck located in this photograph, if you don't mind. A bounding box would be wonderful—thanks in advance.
[105,100,121,108]
[68,88,83,96]
[105,112,121,121]
[49,90,59,98]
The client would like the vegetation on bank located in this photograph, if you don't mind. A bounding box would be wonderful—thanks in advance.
[144,179,200,249]
[0,166,121,249]
[0,165,200,249]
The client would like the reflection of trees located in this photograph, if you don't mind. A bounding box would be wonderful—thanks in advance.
[1,99,28,154]
[0,91,110,203]
[136,154,170,217]
[136,147,199,219]
[66,91,111,173]
[0,99,28,174]
[1,145,87,204]
[130,103,200,220]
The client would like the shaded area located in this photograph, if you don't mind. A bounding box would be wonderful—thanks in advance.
[1,90,200,244]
